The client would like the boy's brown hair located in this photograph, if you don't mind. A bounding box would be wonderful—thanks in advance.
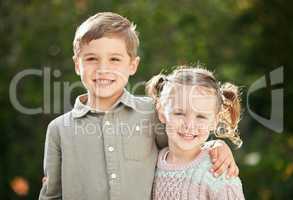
[73,12,139,59]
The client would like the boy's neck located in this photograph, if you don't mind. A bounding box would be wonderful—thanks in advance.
[167,142,202,165]
[87,90,124,111]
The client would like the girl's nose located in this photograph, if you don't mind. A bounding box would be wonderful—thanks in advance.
[183,117,198,132]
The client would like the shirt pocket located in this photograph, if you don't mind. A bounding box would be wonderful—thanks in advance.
[122,124,154,161]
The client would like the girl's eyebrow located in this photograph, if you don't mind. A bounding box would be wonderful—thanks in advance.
[173,107,185,112]
[196,111,213,116]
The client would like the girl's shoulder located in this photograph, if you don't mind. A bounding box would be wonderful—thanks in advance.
[190,148,242,184]
[200,164,243,189]
[190,149,245,199]
[156,147,212,171]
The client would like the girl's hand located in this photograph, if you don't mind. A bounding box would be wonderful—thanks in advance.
[208,140,239,178]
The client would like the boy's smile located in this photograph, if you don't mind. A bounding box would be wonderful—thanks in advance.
[74,36,139,110]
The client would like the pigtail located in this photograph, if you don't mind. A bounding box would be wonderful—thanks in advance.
[215,82,243,148]
[221,82,241,128]
[145,74,167,99]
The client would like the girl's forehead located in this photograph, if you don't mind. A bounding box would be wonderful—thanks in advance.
[168,84,218,113]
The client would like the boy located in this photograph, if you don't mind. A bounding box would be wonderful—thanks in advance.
[39,12,239,200]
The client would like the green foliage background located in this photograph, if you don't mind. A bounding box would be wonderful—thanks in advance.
[1,0,292,199]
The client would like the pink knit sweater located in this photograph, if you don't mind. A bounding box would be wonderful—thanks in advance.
[152,147,245,200]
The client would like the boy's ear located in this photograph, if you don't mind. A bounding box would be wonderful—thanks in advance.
[129,56,140,75]
[156,101,166,124]
[73,56,81,76]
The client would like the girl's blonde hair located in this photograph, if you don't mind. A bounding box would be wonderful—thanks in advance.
[146,65,242,148]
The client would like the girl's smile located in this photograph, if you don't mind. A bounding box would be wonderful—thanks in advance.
[177,131,198,140]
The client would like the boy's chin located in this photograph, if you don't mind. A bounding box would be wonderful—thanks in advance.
[92,89,124,99]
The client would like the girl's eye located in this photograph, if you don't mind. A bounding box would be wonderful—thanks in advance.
[174,112,185,116]
[110,57,121,62]
[197,115,207,119]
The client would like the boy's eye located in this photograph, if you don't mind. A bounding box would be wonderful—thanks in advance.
[110,57,121,62]
[86,57,98,61]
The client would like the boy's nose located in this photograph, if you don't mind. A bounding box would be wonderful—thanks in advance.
[95,63,110,74]
[95,59,109,69]
[97,63,108,70]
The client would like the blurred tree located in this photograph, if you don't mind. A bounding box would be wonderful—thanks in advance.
[0,0,292,199]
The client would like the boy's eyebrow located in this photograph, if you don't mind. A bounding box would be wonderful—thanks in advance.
[110,53,124,57]
[83,53,97,57]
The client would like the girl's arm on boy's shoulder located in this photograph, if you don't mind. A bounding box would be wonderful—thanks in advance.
[203,140,239,178]
[38,121,62,200]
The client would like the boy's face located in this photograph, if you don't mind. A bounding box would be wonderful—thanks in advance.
[74,36,139,99]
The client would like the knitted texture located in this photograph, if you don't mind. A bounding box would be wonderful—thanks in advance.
[152,148,245,200]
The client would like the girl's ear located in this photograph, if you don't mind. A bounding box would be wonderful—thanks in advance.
[129,56,140,75]
[73,56,81,76]
[156,101,166,124]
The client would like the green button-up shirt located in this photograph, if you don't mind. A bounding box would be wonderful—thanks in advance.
[39,89,167,200]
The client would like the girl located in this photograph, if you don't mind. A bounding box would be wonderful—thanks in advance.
[147,66,245,200]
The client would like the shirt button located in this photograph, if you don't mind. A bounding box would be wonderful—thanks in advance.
[108,146,114,152]
[135,125,140,131]
[105,121,110,125]
[110,173,117,179]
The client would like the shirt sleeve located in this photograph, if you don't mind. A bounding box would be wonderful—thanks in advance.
[38,121,62,200]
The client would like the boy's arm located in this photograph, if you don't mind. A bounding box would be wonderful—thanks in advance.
[38,121,62,200]
[204,140,239,178]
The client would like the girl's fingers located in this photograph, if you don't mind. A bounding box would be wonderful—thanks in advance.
[213,156,230,177]
[226,161,236,178]
[209,148,218,164]
[212,149,228,171]
[235,165,239,176]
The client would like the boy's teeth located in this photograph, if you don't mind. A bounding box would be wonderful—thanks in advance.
[96,80,112,84]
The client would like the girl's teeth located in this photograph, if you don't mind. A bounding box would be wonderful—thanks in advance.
[179,133,194,138]
[182,133,194,137]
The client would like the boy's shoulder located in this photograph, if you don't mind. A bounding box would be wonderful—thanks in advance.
[129,92,154,103]
[128,93,156,112]
[47,111,73,130]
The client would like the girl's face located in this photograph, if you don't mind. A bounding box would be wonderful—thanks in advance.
[159,84,218,151]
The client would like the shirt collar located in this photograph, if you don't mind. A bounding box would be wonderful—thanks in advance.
[72,89,137,118]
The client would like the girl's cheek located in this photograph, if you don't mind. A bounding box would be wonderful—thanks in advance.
[197,123,210,136]
[165,121,180,136]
